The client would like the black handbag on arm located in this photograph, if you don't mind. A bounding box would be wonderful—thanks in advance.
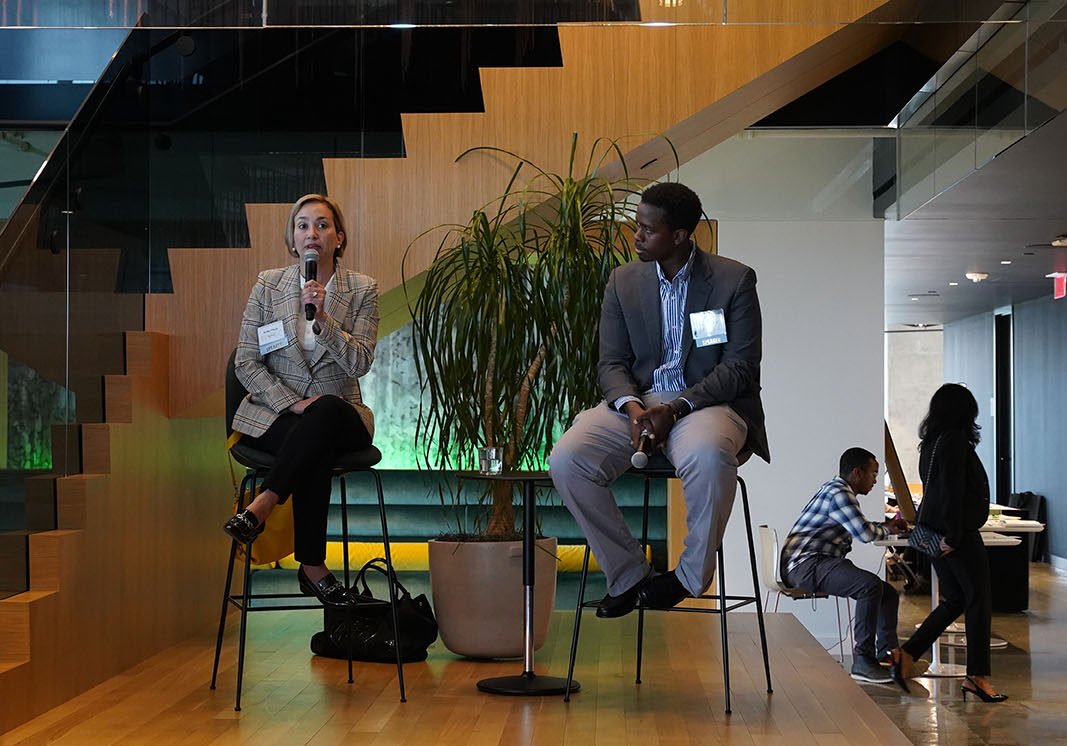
[311,558,438,663]
[908,434,948,559]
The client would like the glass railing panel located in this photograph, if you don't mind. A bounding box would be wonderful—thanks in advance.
[0,133,72,598]
[1026,18,1067,129]
[932,52,978,196]
[1,0,1036,28]
[976,16,1029,164]
[0,1,262,27]
[894,4,1067,217]
[722,0,1025,25]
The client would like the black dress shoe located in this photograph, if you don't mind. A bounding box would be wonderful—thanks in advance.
[638,570,691,610]
[222,509,265,544]
[297,566,356,608]
[596,574,651,618]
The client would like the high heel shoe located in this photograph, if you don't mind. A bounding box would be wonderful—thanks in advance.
[961,677,1008,703]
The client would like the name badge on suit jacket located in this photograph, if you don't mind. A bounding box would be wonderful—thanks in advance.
[257,320,288,355]
[691,308,727,347]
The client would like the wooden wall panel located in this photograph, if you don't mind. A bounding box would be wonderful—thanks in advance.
[171,12,895,419]
[329,14,896,300]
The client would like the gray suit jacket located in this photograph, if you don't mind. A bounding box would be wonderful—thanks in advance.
[598,248,769,462]
[232,262,378,439]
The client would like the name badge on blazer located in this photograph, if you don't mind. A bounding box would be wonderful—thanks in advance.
[691,309,727,348]
[257,320,288,355]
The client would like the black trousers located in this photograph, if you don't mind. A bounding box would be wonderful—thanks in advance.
[785,555,899,660]
[245,395,371,565]
[902,530,992,676]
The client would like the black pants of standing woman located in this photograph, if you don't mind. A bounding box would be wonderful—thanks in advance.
[243,395,371,565]
[901,530,992,676]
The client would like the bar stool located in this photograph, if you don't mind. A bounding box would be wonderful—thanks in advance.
[209,349,406,710]
[563,453,772,714]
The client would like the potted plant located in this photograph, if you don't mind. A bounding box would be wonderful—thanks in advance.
[403,134,652,657]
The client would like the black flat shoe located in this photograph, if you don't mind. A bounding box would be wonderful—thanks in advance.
[297,566,356,608]
[638,570,692,610]
[596,573,652,618]
[962,677,1008,703]
[223,509,265,544]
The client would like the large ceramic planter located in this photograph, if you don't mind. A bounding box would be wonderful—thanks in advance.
[428,537,558,658]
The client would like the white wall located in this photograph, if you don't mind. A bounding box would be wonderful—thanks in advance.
[886,329,943,483]
[674,135,885,648]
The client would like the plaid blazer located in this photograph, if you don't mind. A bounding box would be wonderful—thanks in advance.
[232,262,378,439]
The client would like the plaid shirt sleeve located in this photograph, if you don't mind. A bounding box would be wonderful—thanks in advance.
[827,483,889,543]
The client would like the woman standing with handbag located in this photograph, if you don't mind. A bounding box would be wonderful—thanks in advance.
[894,383,1006,702]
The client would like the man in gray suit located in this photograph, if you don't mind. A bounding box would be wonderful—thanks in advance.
[549,182,769,618]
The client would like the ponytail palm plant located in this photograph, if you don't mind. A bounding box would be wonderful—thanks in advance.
[404,134,663,535]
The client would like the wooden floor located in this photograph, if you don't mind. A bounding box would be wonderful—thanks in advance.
[1,608,909,745]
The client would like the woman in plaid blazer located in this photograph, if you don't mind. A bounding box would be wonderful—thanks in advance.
[223,194,377,608]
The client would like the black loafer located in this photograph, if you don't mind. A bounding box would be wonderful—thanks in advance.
[297,566,356,608]
[596,573,651,618]
[638,570,692,610]
[223,509,265,544]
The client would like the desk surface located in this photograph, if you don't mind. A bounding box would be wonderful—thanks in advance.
[982,517,1044,533]
[875,532,1021,548]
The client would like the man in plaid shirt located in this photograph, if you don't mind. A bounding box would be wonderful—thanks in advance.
[781,447,909,684]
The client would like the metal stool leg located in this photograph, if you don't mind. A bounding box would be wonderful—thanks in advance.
[211,471,253,690]
[718,545,731,714]
[373,469,407,703]
[739,477,772,693]
[564,546,591,702]
[340,476,354,685]
[635,474,652,684]
[234,532,254,711]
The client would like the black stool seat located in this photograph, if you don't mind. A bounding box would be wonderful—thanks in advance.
[564,467,772,714]
[230,443,383,474]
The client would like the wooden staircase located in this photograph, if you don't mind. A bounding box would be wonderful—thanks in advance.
[0,332,231,731]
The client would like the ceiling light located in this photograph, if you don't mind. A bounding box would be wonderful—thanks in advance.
[949,282,959,286]
[965,272,989,283]
[910,297,919,301]
[1051,235,1067,247]
[1001,260,1012,265]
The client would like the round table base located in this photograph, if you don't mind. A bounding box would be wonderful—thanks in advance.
[477,673,580,696]
[941,632,1008,649]
[921,662,967,678]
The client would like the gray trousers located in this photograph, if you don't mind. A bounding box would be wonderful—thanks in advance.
[784,555,900,660]
[548,393,748,597]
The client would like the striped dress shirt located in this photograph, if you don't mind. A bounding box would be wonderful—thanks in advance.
[613,248,696,411]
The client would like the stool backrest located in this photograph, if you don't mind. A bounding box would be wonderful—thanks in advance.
[224,348,247,438]
[757,525,787,593]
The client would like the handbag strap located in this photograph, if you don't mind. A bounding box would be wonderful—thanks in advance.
[918,433,944,522]
[354,557,410,598]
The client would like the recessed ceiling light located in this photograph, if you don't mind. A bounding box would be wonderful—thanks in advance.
[949,282,959,286]
[910,297,919,301]
[1001,260,1012,265]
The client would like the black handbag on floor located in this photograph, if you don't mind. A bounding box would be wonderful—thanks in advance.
[908,434,948,559]
[310,558,438,663]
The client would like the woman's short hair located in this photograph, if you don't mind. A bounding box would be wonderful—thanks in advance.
[919,382,981,446]
[284,193,349,260]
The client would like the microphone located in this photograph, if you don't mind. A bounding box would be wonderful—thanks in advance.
[303,249,319,321]
[631,430,652,469]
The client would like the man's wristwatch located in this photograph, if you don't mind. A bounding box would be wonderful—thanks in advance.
[666,400,689,423]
